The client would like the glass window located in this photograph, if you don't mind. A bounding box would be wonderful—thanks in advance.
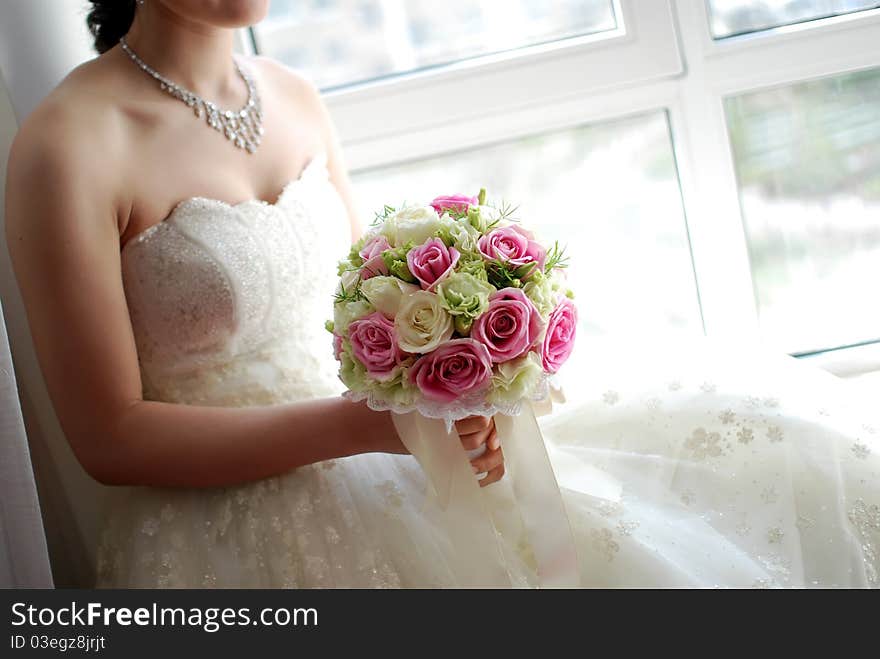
[253,0,618,89]
[708,0,880,39]
[725,68,880,353]
[353,111,703,357]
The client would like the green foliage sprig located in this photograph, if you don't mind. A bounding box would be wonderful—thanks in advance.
[370,203,405,227]
[333,279,366,304]
[544,242,570,274]
[486,259,538,289]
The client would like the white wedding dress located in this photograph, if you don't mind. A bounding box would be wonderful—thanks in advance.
[96,153,880,588]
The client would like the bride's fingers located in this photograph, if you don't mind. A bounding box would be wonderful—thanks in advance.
[459,430,488,451]
[456,417,496,452]
[458,423,495,451]
[455,415,492,436]
[470,443,503,475]
[487,426,500,451]
[479,463,505,487]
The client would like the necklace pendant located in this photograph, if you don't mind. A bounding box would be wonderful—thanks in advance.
[119,36,263,155]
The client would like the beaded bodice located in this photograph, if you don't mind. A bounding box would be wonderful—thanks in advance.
[120,153,349,406]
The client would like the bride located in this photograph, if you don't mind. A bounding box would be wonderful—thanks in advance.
[5,0,878,588]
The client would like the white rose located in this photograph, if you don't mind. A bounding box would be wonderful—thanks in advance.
[381,205,441,247]
[360,276,420,318]
[337,268,361,296]
[394,290,454,354]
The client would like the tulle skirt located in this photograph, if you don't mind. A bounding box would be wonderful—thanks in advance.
[96,340,879,588]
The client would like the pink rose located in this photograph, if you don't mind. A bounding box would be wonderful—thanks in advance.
[332,333,344,361]
[471,288,543,363]
[406,237,460,290]
[478,225,546,275]
[430,194,478,215]
[349,312,405,381]
[410,339,493,403]
[541,298,577,373]
[360,254,389,280]
[359,235,391,261]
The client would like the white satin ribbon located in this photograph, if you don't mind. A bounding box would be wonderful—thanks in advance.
[391,412,511,587]
[391,402,580,588]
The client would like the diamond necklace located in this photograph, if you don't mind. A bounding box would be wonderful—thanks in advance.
[119,36,264,154]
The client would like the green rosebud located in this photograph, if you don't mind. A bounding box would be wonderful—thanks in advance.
[478,188,487,206]
[347,237,366,268]
[337,259,356,277]
[338,343,370,392]
[467,205,488,233]
[381,245,418,284]
[436,272,495,326]
[388,260,417,283]
[454,315,474,336]
[325,320,335,334]
[514,262,539,280]
[457,257,489,282]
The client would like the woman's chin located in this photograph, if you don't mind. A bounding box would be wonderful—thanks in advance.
[218,0,270,27]
[168,0,270,28]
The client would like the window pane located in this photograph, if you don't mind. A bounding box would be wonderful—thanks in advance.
[254,0,618,89]
[708,0,880,38]
[725,68,880,353]
[352,112,703,369]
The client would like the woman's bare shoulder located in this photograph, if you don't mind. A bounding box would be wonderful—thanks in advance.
[10,55,134,184]
[5,56,134,235]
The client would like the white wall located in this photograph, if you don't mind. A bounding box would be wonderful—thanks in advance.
[0,1,108,587]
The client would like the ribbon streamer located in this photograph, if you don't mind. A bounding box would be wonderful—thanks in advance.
[495,407,579,586]
[392,402,580,588]
[391,411,511,587]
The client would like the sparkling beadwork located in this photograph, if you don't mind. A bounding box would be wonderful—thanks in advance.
[848,499,879,585]
[684,427,726,461]
[603,390,620,405]
[590,528,620,562]
[767,527,785,544]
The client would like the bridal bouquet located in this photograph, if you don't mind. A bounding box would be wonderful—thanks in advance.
[328,190,580,586]
[328,190,577,421]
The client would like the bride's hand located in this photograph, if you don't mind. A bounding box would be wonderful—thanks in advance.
[455,416,504,487]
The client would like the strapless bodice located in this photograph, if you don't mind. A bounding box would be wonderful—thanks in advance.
[120,154,349,406]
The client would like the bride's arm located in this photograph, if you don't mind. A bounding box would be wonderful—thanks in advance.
[4,106,408,489]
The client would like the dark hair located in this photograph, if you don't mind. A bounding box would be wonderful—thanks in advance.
[86,0,137,54]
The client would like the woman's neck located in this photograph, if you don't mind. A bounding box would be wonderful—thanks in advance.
[122,3,241,104]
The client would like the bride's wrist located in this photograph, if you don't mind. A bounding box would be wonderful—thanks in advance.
[373,410,407,455]
[347,401,405,455]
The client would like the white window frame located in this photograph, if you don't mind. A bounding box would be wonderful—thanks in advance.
[248,0,880,368]
[336,1,681,164]
[673,0,880,350]
[248,0,684,166]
